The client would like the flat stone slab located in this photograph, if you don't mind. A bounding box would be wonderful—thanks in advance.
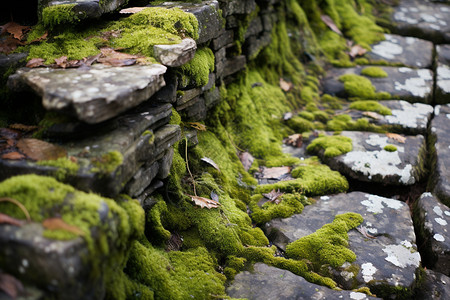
[415,193,450,276]
[436,45,450,104]
[323,66,433,103]
[366,34,433,68]
[430,104,450,206]
[415,269,450,300]
[154,38,197,67]
[41,0,128,21]
[390,0,450,43]
[8,64,167,124]
[227,263,379,300]
[266,192,420,296]
[318,131,426,186]
[339,100,433,135]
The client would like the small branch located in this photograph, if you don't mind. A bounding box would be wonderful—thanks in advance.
[185,137,197,196]
[0,197,31,222]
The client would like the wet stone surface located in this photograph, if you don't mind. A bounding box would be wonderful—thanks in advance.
[323,66,434,103]
[227,263,380,300]
[7,64,167,124]
[320,131,426,186]
[436,45,450,104]
[415,193,450,276]
[366,34,433,68]
[266,192,420,296]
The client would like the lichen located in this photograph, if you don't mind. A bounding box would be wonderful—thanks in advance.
[349,100,392,115]
[307,135,353,157]
[339,74,391,100]
[361,66,388,78]
[179,47,215,87]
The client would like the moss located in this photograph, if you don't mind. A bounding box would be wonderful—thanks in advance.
[254,157,348,196]
[313,110,329,123]
[349,100,391,115]
[361,66,388,78]
[384,144,397,152]
[298,111,314,121]
[146,196,171,245]
[321,94,343,110]
[327,114,385,133]
[286,213,363,272]
[91,151,123,174]
[36,157,79,181]
[42,4,80,30]
[224,255,247,280]
[179,47,215,87]
[286,116,314,133]
[339,74,390,100]
[307,135,353,157]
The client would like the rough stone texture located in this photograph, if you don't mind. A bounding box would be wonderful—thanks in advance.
[222,55,246,78]
[390,0,450,43]
[218,0,256,17]
[323,66,434,103]
[415,193,450,275]
[7,64,167,124]
[245,31,272,60]
[211,30,234,51]
[415,269,450,300]
[319,131,426,185]
[266,192,420,296]
[153,70,178,104]
[154,38,196,67]
[436,45,450,104]
[227,263,379,300]
[41,0,128,20]
[124,161,160,197]
[430,105,450,206]
[157,147,174,179]
[366,34,433,68]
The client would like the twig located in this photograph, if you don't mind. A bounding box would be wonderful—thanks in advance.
[185,137,197,196]
[225,129,245,152]
[0,197,31,222]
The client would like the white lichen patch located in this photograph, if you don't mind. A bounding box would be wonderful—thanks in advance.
[437,65,450,93]
[361,262,377,283]
[395,76,432,98]
[435,218,448,226]
[385,101,432,130]
[382,244,421,268]
[401,240,413,248]
[361,194,404,214]
[320,196,330,201]
[366,134,404,152]
[350,292,368,300]
[445,211,450,216]
[435,105,441,116]
[434,205,444,217]
[434,234,445,242]
[371,35,403,60]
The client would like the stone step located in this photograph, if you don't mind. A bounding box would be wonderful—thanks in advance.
[436,45,450,104]
[266,192,421,298]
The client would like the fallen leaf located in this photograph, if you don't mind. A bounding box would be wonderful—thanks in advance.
[349,44,367,58]
[279,78,293,92]
[166,232,183,252]
[28,31,48,43]
[0,36,24,54]
[83,53,101,66]
[186,122,207,131]
[262,189,284,204]
[9,124,39,132]
[320,15,342,35]
[356,226,376,239]
[25,58,45,68]
[119,7,147,14]
[0,213,24,226]
[239,151,254,172]
[0,272,24,299]
[54,56,68,68]
[201,157,220,171]
[187,194,221,209]
[1,152,25,160]
[386,133,406,144]
[284,133,303,148]
[362,111,382,120]
[16,138,67,161]
[261,166,291,179]
[42,218,84,236]
[1,22,30,40]
[98,47,138,67]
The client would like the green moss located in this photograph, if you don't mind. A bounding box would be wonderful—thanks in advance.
[146,196,171,245]
[36,157,79,181]
[224,255,247,280]
[327,114,385,132]
[384,144,397,152]
[286,116,314,133]
[91,151,123,174]
[313,110,329,123]
[338,74,391,100]
[361,66,388,78]
[307,135,353,157]
[286,213,363,272]
[42,4,80,30]
[321,94,343,110]
[298,111,314,121]
[179,47,215,87]
[349,100,391,115]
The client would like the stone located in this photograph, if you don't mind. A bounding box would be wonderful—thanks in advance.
[154,38,197,67]
[436,45,450,104]
[227,263,380,300]
[323,66,434,103]
[7,64,167,124]
[204,87,221,109]
[218,0,256,17]
[202,73,216,92]
[366,34,433,68]
[153,70,178,104]
[415,193,450,276]
[266,192,420,297]
[0,53,27,75]
[222,55,246,78]
[245,31,272,60]
[176,88,202,108]
[415,269,450,300]
[136,180,164,207]
[318,131,426,185]
[211,30,234,51]
[157,147,174,179]
[124,161,159,197]
[182,97,207,121]
[244,16,263,39]
[40,0,128,21]
[389,0,450,43]
[430,105,450,206]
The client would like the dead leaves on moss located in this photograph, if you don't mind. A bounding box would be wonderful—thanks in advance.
[187,194,221,209]
[262,189,284,205]
[0,21,48,54]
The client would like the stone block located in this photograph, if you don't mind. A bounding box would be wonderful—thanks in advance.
[212,30,234,51]
[154,38,197,67]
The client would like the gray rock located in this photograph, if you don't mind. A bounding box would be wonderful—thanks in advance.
[154,38,197,67]
[218,0,256,17]
[222,55,246,78]
[390,0,450,43]
[202,73,216,92]
[227,263,379,300]
[244,16,263,39]
[211,30,234,51]
[245,31,272,60]
[124,161,160,197]
[436,45,450,104]
[176,88,202,108]
[366,34,433,68]
[204,87,221,109]
[415,193,450,276]
[8,64,167,124]
[157,147,174,179]
[153,70,178,103]
[430,105,450,207]
[415,269,450,300]
[182,97,207,121]
[319,131,426,185]
[136,180,164,207]
[323,66,434,103]
[437,44,450,64]
[266,192,420,297]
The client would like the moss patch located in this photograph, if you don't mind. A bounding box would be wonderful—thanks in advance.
[339,74,390,100]
[36,157,79,181]
[327,114,385,132]
[384,144,397,152]
[179,47,215,87]
[307,135,353,157]
[349,100,391,115]
[91,151,123,174]
[42,4,80,30]
[361,66,388,78]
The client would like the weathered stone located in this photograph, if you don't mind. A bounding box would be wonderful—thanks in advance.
[261,13,277,32]
[202,73,216,92]
[266,192,420,297]
[154,38,197,67]
[318,131,426,185]
[204,87,221,109]
[212,30,234,51]
[124,161,159,197]
[40,0,128,21]
[157,147,174,179]
[225,15,239,29]
[218,0,256,17]
[136,180,164,206]
[389,0,450,43]
[176,88,202,107]
[366,34,433,68]
[227,263,379,300]
[8,64,167,124]
[430,105,450,207]
[415,269,450,300]
[153,70,178,104]
[183,97,207,121]
[323,66,434,103]
[222,55,246,78]
[245,31,271,60]
[436,45,450,104]
[415,193,450,275]
[184,128,199,148]
[0,53,27,75]
[244,16,263,39]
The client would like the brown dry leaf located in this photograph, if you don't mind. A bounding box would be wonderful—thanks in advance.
[0,213,24,226]
[262,189,284,204]
[386,133,406,144]
[16,138,67,161]
[320,15,342,35]
[42,218,84,236]
[83,54,101,66]
[1,152,25,160]
[186,122,207,131]
[284,133,303,148]
[279,78,293,92]
[261,166,291,179]
[201,157,220,171]
[1,22,30,40]
[362,111,382,120]
[0,36,24,54]
[98,47,138,67]
[54,56,68,68]
[239,151,254,172]
[28,31,48,43]
[9,124,39,132]
[187,194,221,209]
[26,58,45,68]
[0,272,24,299]
[349,44,367,58]
[119,7,147,14]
